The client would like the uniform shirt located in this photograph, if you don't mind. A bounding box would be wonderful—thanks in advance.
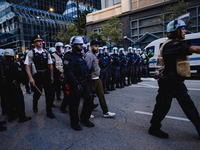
[24,48,53,66]
[163,39,191,80]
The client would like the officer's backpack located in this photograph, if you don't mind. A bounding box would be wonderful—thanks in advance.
[154,39,172,79]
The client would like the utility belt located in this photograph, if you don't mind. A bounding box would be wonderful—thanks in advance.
[36,69,49,75]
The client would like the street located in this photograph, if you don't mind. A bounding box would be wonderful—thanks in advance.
[0,78,200,150]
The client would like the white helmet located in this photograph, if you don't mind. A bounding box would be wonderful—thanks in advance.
[4,49,15,57]
[49,47,56,53]
[128,47,132,50]
[99,47,104,54]
[113,47,118,54]
[103,46,108,53]
[55,42,64,48]
[70,36,84,46]
[0,49,4,56]
[64,44,71,54]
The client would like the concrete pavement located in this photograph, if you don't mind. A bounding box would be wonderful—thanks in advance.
[0,78,200,150]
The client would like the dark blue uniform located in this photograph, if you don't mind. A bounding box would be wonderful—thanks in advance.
[110,54,120,90]
[98,53,110,93]
[118,53,127,87]
[127,53,136,84]
[63,50,93,126]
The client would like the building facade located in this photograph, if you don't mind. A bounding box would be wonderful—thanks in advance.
[86,0,200,51]
[0,1,75,52]
[101,0,121,9]
[63,0,100,18]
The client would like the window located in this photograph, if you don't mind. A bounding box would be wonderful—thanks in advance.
[146,46,155,58]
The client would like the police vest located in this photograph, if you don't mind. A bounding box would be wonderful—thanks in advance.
[32,50,48,71]
[71,52,88,80]
[52,53,63,73]
[141,54,148,64]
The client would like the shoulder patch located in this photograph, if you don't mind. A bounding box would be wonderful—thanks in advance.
[64,60,69,65]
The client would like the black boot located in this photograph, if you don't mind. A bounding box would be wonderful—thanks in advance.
[0,125,7,131]
[33,100,38,113]
[148,126,169,138]
[19,116,32,123]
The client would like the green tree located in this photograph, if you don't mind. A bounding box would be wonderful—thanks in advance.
[101,17,123,46]
[73,7,93,35]
[153,0,190,34]
[88,32,106,46]
[52,22,78,44]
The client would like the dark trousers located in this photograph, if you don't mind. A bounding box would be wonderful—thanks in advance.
[24,80,30,92]
[92,78,108,114]
[128,66,136,84]
[33,73,53,114]
[142,64,148,77]
[150,80,200,131]
[106,68,112,90]
[60,82,69,109]
[52,77,61,100]
[119,67,126,87]
[100,69,109,92]
[111,67,120,89]
[68,81,93,125]
[2,83,26,118]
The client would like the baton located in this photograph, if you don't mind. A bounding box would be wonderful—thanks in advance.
[34,85,44,96]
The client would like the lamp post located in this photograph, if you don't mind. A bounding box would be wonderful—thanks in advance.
[77,0,80,35]
[44,8,54,49]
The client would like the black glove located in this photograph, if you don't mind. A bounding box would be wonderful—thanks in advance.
[77,84,83,92]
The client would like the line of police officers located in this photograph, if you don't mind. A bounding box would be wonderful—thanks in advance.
[0,35,149,131]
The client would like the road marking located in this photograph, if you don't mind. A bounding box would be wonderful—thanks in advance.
[135,111,190,122]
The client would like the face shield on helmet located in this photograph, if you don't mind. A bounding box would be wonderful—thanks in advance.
[128,47,133,53]
[119,48,125,54]
[64,44,71,54]
[99,47,104,54]
[113,47,118,54]
[4,49,15,57]
[82,44,87,54]
[103,46,108,53]
[0,49,4,57]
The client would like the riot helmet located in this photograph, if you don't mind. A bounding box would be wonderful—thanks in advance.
[128,47,133,53]
[103,46,108,53]
[113,47,118,54]
[49,47,56,54]
[4,49,15,57]
[167,13,190,39]
[64,44,71,54]
[119,48,125,54]
[99,47,104,54]
[55,42,64,54]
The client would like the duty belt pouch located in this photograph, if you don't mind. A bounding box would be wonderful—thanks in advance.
[176,55,191,77]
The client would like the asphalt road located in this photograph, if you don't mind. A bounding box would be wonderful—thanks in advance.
[0,78,200,150]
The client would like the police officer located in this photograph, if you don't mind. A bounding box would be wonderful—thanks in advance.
[25,35,55,119]
[2,49,31,123]
[149,17,200,139]
[51,42,64,101]
[141,50,149,77]
[102,46,112,91]
[98,47,109,94]
[110,47,120,90]
[118,48,127,88]
[63,35,94,131]
[127,47,136,85]
[136,48,142,82]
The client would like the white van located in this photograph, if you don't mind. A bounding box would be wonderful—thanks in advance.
[144,32,200,77]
